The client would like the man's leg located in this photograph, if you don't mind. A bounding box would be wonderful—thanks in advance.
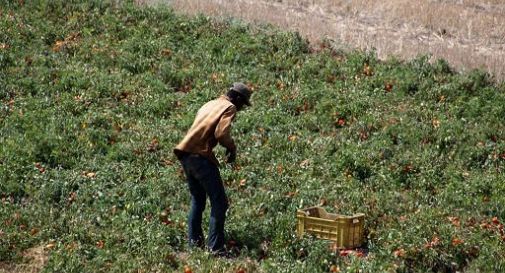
[206,177,228,253]
[192,157,228,252]
[182,157,207,248]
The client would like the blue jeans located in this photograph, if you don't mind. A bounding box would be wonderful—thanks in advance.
[180,153,228,252]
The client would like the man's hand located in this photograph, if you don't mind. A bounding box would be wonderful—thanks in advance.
[225,148,236,164]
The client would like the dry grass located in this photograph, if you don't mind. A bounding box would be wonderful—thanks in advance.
[143,0,505,82]
[0,246,48,273]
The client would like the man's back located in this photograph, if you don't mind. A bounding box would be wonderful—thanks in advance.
[174,96,236,166]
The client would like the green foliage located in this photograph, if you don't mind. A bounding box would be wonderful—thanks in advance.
[1,1,504,272]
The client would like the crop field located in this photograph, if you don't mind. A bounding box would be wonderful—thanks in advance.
[1,1,505,272]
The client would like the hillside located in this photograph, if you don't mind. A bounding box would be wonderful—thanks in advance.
[166,0,505,82]
[1,1,505,272]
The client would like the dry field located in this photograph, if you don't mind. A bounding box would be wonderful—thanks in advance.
[143,0,505,82]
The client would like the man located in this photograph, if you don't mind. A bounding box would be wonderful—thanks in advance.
[174,82,252,254]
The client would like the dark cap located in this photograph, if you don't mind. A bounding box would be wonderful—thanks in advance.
[229,82,252,106]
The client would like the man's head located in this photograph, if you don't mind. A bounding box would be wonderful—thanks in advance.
[226,82,252,111]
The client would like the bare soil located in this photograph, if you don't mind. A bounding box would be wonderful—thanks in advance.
[0,246,48,273]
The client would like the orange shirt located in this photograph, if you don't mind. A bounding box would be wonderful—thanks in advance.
[174,96,237,166]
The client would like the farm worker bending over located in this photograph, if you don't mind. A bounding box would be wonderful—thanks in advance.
[174,82,252,254]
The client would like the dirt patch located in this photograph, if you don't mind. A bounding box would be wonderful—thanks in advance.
[141,0,505,82]
[0,246,48,273]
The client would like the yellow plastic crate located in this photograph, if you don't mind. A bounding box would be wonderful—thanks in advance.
[296,206,365,249]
